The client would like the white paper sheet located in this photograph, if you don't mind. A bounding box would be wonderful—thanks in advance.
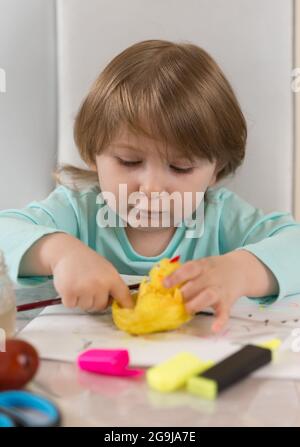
[230,294,300,323]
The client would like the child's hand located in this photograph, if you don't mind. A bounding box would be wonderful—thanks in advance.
[163,253,246,333]
[51,238,134,312]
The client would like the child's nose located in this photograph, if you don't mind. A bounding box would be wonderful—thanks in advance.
[138,169,166,198]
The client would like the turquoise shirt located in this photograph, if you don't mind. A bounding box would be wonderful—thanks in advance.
[1,184,300,303]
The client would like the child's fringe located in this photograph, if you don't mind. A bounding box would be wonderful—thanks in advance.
[52,164,100,191]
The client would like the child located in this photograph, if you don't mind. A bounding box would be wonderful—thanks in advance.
[1,39,300,333]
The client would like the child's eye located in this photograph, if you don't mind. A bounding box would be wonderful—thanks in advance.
[117,158,142,167]
[170,165,194,174]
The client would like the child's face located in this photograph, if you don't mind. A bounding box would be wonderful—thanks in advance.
[90,126,219,230]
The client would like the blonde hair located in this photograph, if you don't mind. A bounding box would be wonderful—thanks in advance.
[53,39,247,189]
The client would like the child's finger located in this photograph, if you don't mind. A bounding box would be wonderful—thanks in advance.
[77,295,95,311]
[163,259,203,288]
[179,276,208,301]
[110,276,134,308]
[184,288,217,314]
[61,292,78,309]
[211,304,229,333]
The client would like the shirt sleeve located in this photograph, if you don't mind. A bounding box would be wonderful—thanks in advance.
[0,186,80,287]
[218,188,300,302]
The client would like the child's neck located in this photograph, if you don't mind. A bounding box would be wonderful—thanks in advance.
[125,225,177,257]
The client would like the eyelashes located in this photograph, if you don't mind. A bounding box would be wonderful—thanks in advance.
[169,165,194,174]
[116,158,194,174]
[117,159,141,167]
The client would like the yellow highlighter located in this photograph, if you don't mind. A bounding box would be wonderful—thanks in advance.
[146,352,213,393]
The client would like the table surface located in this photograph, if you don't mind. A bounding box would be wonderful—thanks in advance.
[14,282,300,427]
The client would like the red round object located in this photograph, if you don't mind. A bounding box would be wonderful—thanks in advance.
[0,339,39,390]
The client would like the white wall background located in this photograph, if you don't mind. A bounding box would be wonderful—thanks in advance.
[0,0,57,209]
[57,0,295,214]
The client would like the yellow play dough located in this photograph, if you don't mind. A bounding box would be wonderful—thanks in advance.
[112,258,192,335]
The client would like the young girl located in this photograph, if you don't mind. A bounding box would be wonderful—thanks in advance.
[1,39,300,332]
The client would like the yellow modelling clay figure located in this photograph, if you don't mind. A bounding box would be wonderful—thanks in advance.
[112,256,192,335]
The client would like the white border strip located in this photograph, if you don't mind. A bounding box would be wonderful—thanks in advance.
[294,0,300,220]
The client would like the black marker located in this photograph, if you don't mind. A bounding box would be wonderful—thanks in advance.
[187,339,280,400]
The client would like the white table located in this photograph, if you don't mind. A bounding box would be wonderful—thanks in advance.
[15,283,300,427]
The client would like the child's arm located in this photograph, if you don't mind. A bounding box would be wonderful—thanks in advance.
[217,188,300,301]
[226,249,279,298]
[19,233,79,276]
[0,185,133,310]
[0,185,79,287]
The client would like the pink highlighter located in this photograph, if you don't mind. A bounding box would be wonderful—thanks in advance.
[77,349,145,378]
